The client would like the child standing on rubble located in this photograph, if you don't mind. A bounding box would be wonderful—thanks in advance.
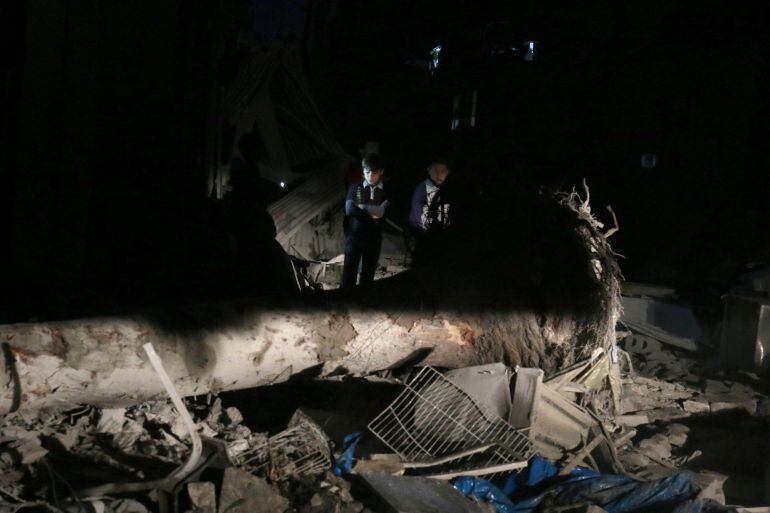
[341,153,390,289]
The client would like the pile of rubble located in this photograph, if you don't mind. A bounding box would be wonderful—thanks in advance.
[2,274,770,513]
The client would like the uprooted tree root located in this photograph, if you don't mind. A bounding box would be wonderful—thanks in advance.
[394,179,624,381]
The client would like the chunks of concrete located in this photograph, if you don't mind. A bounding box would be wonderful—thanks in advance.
[637,434,672,461]
[709,397,757,415]
[682,399,710,414]
[664,423,689,447]
[224,407,244,427]
[692,471,728,505]
[187,482,216,513]
[616,415,649,427]
[702,379,732,394]
[218,468,289,513]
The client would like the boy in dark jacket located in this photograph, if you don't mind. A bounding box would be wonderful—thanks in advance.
[341,153,390,289]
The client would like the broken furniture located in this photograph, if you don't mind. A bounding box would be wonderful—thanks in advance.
[233,410,332,480]
[368,366,534,479]
[510,367,623,474]
[720,295,770,375]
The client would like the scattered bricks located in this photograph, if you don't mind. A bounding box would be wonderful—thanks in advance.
[702,380,732,394]
[616,415,649,427]
[338,487,354,503]
[16,438,48,464]
[692,471,728,504]
[226,439,250,460]
[54,427,80,451]
[620,451,651,469]
[96,408,127,434]
[638,434,672,461]
[187,482,216,513]
[642,406,691,422]
[218,468,289,513]
[664,423,689,447]
[727,381,757,396]
[310,494,324,508]
[224,407,244,426]
[710,397,757,415]
[682,399,710,414]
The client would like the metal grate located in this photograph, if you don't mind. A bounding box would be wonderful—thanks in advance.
[368,366,534,477]
[235,410,331,480]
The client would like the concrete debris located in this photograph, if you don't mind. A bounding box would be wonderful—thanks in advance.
[16,437,48,464]
[664,423,690,447]
[708,396,757,415]
[187,482,217,513]
[682,399,711,414]
[224,407,244,426]
[615,414,649,427]
[637,434,672,460]
[619,376,695,414]
[692,471,728,504]
[218,467,289,513]
[354,454,405,476]
[702,379,733,394]
[2,328,767,513]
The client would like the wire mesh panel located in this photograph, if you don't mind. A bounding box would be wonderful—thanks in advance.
[235,410,331,480]
[368,366,533,476]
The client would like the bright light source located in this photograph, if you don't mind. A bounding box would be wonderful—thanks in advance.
[280,181,286,188]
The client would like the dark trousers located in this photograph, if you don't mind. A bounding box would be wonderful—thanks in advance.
[341,231,382,289]
[410,228,446,268]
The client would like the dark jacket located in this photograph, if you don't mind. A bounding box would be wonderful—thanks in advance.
[344,180,389,237]
[409,178,450,231]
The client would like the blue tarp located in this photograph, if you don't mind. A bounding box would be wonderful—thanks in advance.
[333,432,362,476]
[452,456,735,513]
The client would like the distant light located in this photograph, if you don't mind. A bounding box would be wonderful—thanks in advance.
[524,40,538,62]
[430,45,442,73]
[280,181,286,188]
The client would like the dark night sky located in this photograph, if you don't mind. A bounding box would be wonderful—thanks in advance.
[1,0,768,321]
